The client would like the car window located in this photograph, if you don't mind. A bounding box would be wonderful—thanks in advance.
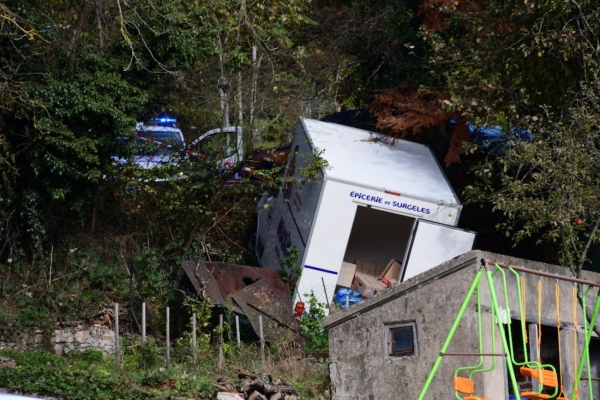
[135,130,183,157]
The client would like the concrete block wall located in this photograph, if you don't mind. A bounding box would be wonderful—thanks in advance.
[324,250,600,400]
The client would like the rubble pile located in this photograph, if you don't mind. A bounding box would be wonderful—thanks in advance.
[215,371,302,400]
[239,370,299,400]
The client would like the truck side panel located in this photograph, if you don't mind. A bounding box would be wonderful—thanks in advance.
[255,125,322,274]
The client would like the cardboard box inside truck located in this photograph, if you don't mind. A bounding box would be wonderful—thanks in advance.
[356,260,384,279]
[354,273,386,296]
[379,259,402,281]
[337,262,356,288]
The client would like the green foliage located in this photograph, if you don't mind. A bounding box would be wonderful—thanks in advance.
[299,149,330,180]
[134,249,173,303]
[4,350,59,367]
[465,102,600,276]
[422,1,577,123]
[126,337,163,371]
[0,349,215,399]
[281,245,301,281]
[85,260,128,294]
[171,297,214,364]
[302,0,432,107]
[0,350,117,399]
[1,250,129,330]
[423,0,600,275]
[299,293,328,350]
[68,349,105,365]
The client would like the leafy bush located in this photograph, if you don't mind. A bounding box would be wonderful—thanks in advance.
[124,337,163,371]
[0,349,215,400]
[299,293,328,350]
[68,349,105,365]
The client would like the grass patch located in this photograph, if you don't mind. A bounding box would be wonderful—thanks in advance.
[0,336,330,399]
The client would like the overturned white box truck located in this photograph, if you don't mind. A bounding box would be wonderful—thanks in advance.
[254,118,476,305]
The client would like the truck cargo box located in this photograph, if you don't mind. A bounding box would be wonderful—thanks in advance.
[255,118,475,306]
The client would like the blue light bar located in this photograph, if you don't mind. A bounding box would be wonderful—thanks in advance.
[148,116,177,126]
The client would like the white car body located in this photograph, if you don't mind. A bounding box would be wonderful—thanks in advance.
[112,122,186,169]
[188,126,244,182]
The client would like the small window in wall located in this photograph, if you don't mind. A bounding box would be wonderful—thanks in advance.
[386,322,417,357]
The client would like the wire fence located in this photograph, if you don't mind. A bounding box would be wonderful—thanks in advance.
[104,276,344,373]
[104,243,371,363]
[0,252,343,371]
[112,299,328,373]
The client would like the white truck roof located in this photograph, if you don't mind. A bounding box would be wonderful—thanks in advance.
[300,118,460,205]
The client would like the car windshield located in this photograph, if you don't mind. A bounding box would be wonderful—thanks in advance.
[134,130,183,157]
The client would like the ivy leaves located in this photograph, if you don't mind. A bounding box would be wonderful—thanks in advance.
[23,60,146,200]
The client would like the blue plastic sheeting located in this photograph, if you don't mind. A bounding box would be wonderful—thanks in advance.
[334,288,363,309]
[469,124,532,154]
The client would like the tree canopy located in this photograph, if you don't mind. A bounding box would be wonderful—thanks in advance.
[418,0,600,275]
[3,0,600,283]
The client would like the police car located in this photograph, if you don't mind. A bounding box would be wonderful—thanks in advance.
[112,116,187,169]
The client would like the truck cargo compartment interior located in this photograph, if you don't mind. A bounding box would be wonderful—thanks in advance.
[342,205,414,272]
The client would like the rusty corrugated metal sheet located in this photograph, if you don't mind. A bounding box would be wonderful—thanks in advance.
[181,260,228,307]
[181,260,293,315]
[209,262,290,301]
[231,279,299,342]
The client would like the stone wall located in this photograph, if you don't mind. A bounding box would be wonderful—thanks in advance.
[0,322,115,355]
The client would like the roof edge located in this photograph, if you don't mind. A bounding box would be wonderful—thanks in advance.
[322,250,483,329]
[323,249,597,329]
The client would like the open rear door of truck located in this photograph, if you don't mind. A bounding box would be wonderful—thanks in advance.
[400,220,476,282]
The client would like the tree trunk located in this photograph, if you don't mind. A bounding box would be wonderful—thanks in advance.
[250,45,263,143]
